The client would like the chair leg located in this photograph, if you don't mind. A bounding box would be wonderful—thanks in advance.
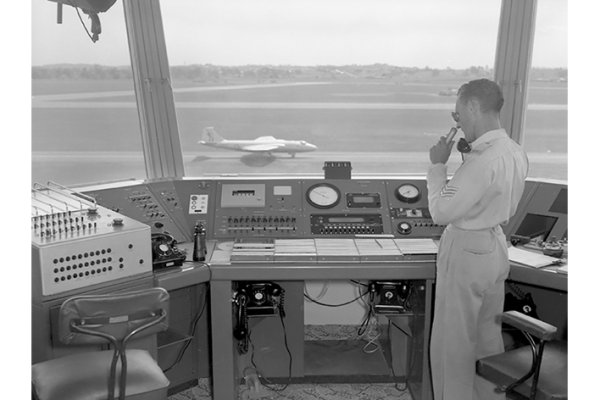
[109,349,120,400]
[501,333,546,400]
[527,340,546,400]
[119,350,128,400]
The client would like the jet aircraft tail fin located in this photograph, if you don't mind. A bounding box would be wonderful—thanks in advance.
[201,127,225,143]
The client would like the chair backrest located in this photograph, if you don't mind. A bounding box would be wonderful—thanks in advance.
[58,287,170,346]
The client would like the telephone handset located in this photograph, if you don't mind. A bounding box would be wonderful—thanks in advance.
[151,232,186,270]
[233,282,285,353]
[457,138,472,153]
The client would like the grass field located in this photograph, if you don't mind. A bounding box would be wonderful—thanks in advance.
[31,79,567,185]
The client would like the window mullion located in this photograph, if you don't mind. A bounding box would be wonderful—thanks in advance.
[494,0,538,146]
[123,0,185,179]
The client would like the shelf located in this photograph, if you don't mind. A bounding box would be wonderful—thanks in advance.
[304,339,394,381]
[157,328,192,350]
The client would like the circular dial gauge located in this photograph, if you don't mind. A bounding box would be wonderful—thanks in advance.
[306,183,341,209]
[397,222,413,235]
[395,183,421,203]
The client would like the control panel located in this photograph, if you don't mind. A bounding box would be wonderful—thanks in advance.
[212,181,304,239]
[32,183,152,299]
[79,177,447,242]
[81,181,189,244]
[303,179,391,237]
[385,180,446,238]
[74,177,567,255]
[309,214,384,235]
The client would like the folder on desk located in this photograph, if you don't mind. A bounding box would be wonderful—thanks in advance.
[508,246,562,268]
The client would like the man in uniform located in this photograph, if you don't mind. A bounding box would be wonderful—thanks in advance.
[427,79,528,399]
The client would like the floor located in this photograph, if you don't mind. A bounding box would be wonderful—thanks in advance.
[167,325,414,400]
[168,379,413,400]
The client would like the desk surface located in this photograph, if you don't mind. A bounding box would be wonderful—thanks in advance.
[155,241,566,293]
[154,241,569,292]
[508,262,567,292]
[206,240,436,281]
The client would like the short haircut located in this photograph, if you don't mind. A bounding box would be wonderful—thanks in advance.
[457,79,504,114]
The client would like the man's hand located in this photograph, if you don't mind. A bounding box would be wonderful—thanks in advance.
[429,136,455,165]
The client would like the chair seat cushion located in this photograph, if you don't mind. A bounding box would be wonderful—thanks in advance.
[32,349,170,400]
[476,341,567,400]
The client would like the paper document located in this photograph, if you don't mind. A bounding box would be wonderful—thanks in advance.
[394,238,439,254]
[508,246,562,268]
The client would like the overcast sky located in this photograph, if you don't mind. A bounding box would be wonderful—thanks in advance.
[31,0,568,69]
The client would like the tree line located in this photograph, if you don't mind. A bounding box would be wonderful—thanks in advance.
[32,64,567,82]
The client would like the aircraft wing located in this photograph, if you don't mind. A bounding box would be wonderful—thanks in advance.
[241,143,285,152]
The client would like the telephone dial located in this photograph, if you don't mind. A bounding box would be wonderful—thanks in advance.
[369,281,413,314]
[233,282,285,354]
[151,232,187,270]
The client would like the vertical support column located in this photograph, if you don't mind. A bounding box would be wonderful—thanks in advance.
[494,0,538,146]
[422,278,434,400]
[122,0,185,179]
[211,280,239,400]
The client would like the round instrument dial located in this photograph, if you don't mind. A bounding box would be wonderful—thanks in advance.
[397,221,413,235]
[306,183,341,209]
[395,183,421,203]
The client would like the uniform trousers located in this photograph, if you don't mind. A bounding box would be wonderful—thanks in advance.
[430,224,509,400]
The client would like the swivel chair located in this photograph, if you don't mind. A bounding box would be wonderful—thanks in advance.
[32,287,171,400]
[476,310,567,400]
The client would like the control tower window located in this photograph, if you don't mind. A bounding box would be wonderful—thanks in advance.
[31,0,567,184]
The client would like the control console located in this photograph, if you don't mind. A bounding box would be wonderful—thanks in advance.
[79,177,447,242]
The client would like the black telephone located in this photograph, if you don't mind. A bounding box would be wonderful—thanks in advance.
[370,281,412,314]
[233,282,285,353]
[151,232,187,270]
[457,137,472,153]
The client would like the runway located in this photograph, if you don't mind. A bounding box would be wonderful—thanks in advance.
[32,151,567,186]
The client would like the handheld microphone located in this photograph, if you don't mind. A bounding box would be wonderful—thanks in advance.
[446,127,458,143]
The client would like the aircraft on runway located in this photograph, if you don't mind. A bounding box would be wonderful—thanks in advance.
[199,127,317,157]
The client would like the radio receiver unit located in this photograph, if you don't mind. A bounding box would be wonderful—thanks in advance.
[31,182,153,299]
